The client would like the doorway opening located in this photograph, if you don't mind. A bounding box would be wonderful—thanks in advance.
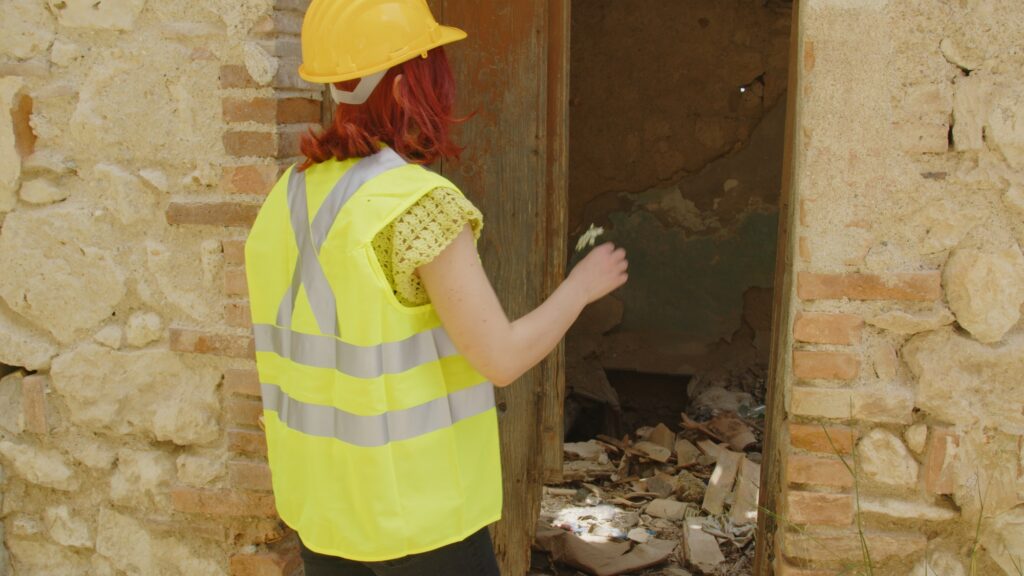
[535,1,794,574]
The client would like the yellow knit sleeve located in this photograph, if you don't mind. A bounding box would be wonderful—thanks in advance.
[371,187,483,307]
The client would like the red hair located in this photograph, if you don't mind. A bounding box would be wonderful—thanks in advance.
[299,47,464,169]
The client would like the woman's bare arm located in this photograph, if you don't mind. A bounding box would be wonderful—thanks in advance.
[418,225,627,387]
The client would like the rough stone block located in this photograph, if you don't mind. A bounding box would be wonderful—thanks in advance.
[43,505,92,548]
[790,387,853,420]
[793,350,859,381]
[797,272,943,301]
[166,201,261,228]
[786,454,853,488]
[858,429,919,488]
[0,206,127,343]
[0,0,56,59]
[171,487,277,517]
[0,303,57,371]
[109,449,175,508]
[895,121,950,154]
[793,312,863,345]
[170,327,255,358]
[50,0,146,30]
[904,327,1024,434]
[125,311,163,348]
[789,423,856,455]
[786,491,853,527]
[96,507,223,574]
[0,440,77,491]
[51,344,221,445]
[176,454,226,488]
[943,247,1024,343]
[228,460,273,492]
[19,178,67,204]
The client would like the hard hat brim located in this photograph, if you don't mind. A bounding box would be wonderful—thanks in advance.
[298,25,467,84]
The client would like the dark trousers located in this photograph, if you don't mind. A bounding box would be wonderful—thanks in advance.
[299,527,501,576]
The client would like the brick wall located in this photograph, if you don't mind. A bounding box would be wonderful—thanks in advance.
[772,1,1024,575]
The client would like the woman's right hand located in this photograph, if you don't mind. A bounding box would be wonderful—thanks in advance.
[567,242,629,305]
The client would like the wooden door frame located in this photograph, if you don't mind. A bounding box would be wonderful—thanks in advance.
[427,2,571,574]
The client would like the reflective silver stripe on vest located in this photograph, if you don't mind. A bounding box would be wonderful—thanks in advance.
[275,148,408,336]
[252,323,460,379]
[261,379,495,447]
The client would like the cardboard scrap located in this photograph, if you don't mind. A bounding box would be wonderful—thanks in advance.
[674,438,701,466]
[647,423,676,452]
[701,449,742,515]
[535,522,677,576]
[645,498,691,521]
[707,413,756,452]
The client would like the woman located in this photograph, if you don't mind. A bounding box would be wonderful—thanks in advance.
[244,1,628,574]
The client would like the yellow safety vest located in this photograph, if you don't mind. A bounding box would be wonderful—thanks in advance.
[244,148,502,561]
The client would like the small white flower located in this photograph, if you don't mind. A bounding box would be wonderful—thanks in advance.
[575,223,605,253]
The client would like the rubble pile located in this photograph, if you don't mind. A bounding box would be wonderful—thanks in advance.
[531,403,764,576]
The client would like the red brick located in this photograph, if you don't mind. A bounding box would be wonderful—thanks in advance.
[223,239,247,266]
[798,237,811,263]
[225,368,261,397]
[924,427,958,495]
[225,131,277,158]
[797,272,942,301]
[790,386,854,420]
[229,459,273,492]
[221,165,280,196]
[277,125,312,158]
[166,201,260,228]
[228,427,267,457]
[226,301,253,329]
[786,491,853,527]
[220,65,258,88]
[793,350,859,381]
[21,374,47,435]
[226,397,264,428]
[170,327,254,359]
[277,98,321,124]
[793,312,863,345]
[787,454,854,488]
[230,536,302,576]
[225,267,249,297]
[789,423,856,455]
[223,97,276,124]
[783,529,926,564]
[171,487,276,517]
[775,558,835,576]
[13,92,35,158]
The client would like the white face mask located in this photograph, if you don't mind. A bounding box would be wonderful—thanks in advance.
[329,70,388,105]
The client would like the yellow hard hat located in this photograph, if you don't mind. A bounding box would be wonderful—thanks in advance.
[299,0,467,85]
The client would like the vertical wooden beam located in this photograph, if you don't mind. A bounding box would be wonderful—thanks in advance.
[540,0,571,485]
[754,0,802,574]
[429,1,566,574]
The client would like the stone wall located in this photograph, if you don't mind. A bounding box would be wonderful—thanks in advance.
[775,1,1024,574]
[0,1,317,574]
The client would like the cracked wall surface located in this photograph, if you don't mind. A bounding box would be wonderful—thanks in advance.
[566,0,790,417]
